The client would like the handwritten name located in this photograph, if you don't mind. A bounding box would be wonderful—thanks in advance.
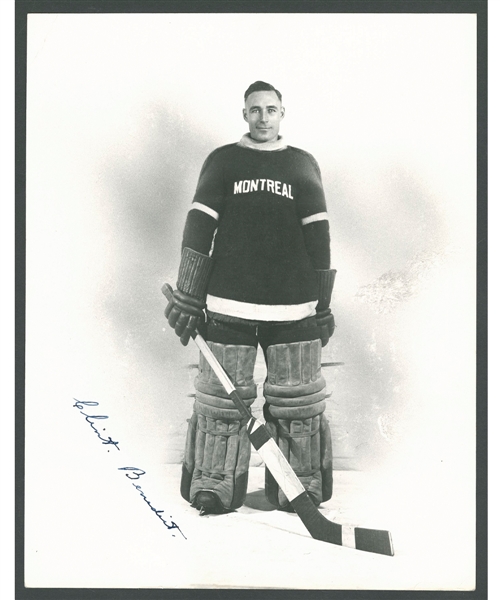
[73,399,120,451]
[73,398,185,539]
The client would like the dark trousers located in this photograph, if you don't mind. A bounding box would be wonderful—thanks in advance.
[204,314,321,358]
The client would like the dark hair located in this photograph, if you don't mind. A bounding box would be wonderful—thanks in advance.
[244,81,282,103]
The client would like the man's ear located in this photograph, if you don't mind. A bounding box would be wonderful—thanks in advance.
[242,108,248,122]
[281,106,285,120]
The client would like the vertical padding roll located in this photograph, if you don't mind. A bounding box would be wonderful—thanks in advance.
[181,343,257,511]
[232,426,252,508]
[320,413,333,501]
[301,341,312,384]
[265,340,324,395]
[210,420,228,477]
[180,411,198,502]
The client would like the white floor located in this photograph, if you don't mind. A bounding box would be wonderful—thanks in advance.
[25,452,475,590]
[23,344,476,591]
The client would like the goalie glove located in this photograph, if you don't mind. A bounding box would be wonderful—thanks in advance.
[165,247,213,346]
[315,269,337,347]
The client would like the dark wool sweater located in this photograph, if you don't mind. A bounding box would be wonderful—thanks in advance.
[181,135,331,321]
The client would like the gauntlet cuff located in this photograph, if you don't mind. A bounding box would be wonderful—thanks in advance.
[316,269,336,311]
[177,247,213,300]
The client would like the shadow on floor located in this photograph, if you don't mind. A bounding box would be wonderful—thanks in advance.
[244,489,276,512]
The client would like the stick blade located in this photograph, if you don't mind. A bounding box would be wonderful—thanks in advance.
[355,527,394,556]
[291,492,394,556]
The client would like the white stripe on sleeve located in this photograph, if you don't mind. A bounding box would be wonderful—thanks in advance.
[190,202,219,222]
[301,212,328,226]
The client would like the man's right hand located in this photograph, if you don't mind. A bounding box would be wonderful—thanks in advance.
[164,289,205,346]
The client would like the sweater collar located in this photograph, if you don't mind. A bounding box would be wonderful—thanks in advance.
[237,133,287,152]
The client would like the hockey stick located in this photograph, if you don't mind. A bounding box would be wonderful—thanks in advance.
[162,283,394,556]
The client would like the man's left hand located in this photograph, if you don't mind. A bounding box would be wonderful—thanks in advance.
[316,308,335,347]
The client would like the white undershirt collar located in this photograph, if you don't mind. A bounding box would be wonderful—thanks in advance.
[237,133,287,151]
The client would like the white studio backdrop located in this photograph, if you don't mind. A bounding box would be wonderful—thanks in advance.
[25,12,477,590]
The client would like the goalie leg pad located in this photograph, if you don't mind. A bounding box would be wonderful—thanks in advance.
[181,343,257,511]
[264,340,333,510]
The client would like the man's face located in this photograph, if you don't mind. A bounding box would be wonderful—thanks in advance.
[243,90,285,143]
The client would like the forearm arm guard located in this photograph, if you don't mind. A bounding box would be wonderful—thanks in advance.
[316,269,336,311]
[315,269,336,347]
[177,246,213,300]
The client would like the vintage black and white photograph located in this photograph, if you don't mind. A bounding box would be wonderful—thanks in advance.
[21,1,482,593]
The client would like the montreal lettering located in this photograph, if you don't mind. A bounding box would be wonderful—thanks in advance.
[233,179,294,199]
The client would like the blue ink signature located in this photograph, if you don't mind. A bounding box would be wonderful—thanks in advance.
[116,468,186,538]
[117,466,146,480]
[73,398,185,539]
[73,399,120,451]
[131,483,185,538]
